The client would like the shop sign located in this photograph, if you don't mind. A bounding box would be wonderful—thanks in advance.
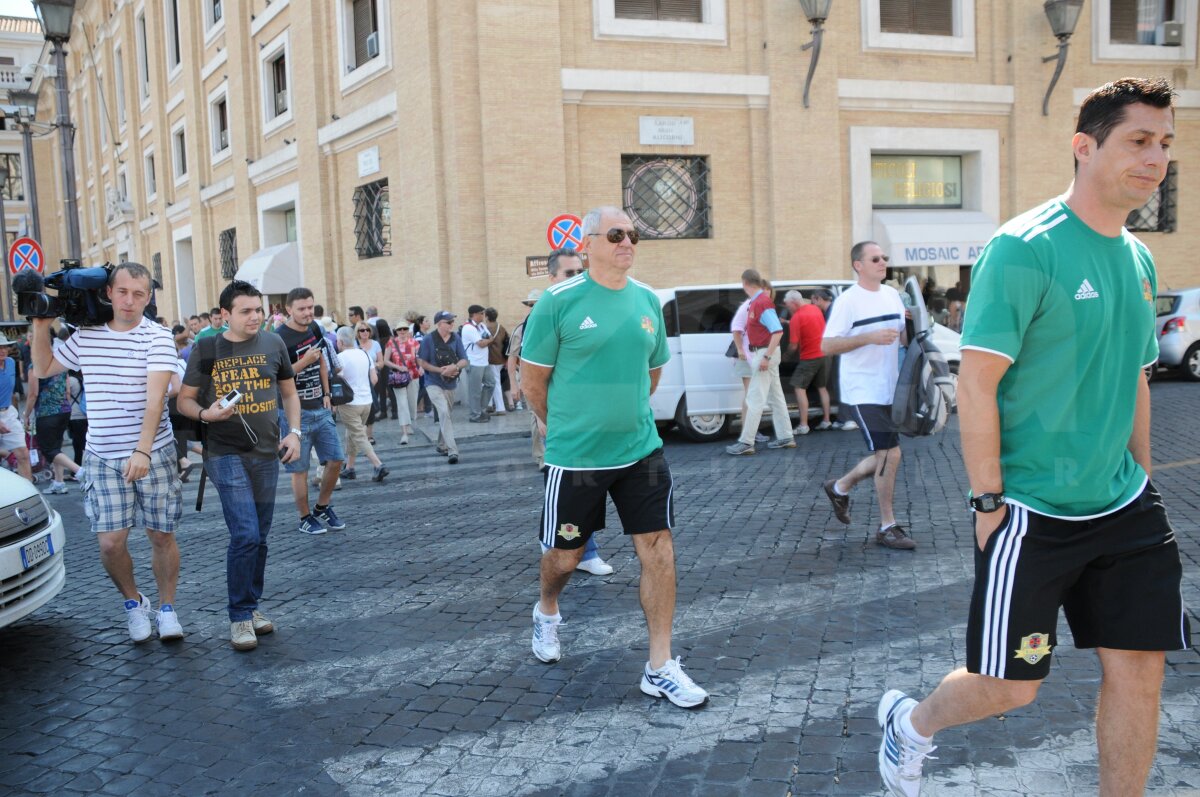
[872,155,962,209]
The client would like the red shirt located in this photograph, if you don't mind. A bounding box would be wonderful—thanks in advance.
[788,304,826,360]
[745,292,778,348]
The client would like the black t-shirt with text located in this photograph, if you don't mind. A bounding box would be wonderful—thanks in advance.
[276,322,327,410]
[183,332,295,458]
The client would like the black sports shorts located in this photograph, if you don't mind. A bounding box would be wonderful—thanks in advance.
[966,483,1190,681]
[851,403,899,452]
[539,448,674,550]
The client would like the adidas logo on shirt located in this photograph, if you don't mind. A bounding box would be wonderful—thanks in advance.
[1074,280,1100,301]
[579,317,598,330]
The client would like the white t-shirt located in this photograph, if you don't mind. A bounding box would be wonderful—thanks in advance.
[823,283,906,406]
[339,347,375,407]
[460,322,491,367]
[54,318,176,459]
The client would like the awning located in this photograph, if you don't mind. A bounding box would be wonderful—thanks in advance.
[235,242,300,294]
[873,211,997,267]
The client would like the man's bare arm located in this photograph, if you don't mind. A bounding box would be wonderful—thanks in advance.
[958,349,1012,546]
[821,327,900,356]
[649,367,663,395]
[521,362,553,424]
[29,318,67,379]
[1128,369,1151,477]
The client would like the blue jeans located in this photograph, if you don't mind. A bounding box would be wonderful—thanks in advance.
[205,454,279,622]
[540,534,602,562]
[280,407,345,474]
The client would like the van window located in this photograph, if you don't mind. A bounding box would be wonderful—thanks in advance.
[661,298,679,337]
[676,288,745,334]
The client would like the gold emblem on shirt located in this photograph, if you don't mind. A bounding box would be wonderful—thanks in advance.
[1142,278,1153,302]
[1014,632,1052,665]
[641,316,655,335]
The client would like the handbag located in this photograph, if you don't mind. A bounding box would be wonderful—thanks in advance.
[387,341,412,387]
[309,322,354,406]
[724,340,739,358]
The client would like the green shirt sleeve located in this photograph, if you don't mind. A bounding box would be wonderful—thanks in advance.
[649,298,669,370]
[520,292,559,367]
[1140,252,1160,367]
[960,235,1051,363]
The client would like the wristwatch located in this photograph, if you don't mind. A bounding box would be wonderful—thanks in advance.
[287,428,303,440]
[968,492,1006,513]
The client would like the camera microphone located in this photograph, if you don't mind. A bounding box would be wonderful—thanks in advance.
[12,270,44,293]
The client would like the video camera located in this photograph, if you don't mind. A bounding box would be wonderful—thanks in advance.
[14,259,159,328]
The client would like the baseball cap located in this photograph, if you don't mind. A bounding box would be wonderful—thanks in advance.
[434,310,456,324]
[522,289,542,307]
[467,304,485,315]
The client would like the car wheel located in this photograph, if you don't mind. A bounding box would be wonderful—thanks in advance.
[1184,343,1200,382]
[674,397,732,442]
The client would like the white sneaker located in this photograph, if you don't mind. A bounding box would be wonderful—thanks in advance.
[156,605,185,641]
[878,690,936,797]
[251,610,274,635]
[576,557,614,576]
[124,593,152,643]
[796,425,811,435]
[531,603,562,663]
[231,620,257,651]
[640,657,709,708]
[43,481,68,495]
[815,421,834,431]
[841,420,859,431]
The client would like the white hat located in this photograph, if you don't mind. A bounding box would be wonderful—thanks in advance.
[522,289,542,307]
[0,333,16,347]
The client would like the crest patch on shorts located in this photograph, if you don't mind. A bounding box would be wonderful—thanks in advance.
[557,523,581,540]
[1014,632,1052,665]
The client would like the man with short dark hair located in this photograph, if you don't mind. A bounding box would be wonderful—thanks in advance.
[178,281,301,651]
[194,307,226,341]
[820,241,912,550]
[876,77,1190,797]
[784,290,832,433]
[461,304,498,422]
[278,288,347,535]
[31,263,185,643]
[347,306,365,329]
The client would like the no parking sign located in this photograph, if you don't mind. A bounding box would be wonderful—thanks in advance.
[8,237,44,276]
[546,214,583,251]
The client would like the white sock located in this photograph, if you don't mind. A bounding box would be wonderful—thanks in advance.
[880,522,895,533]
[899,705,932,746]
[534,603,560,622]
[833,481,848,496]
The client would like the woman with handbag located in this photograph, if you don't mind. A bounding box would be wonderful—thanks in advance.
[374,320,399,421]
[385,325,422,445]
[354,322,384,444]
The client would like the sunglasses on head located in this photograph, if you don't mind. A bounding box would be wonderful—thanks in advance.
[589,227,640,245]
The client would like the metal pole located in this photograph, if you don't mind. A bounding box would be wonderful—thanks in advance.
[0,191,9,322]
[20,119,40,242]
[51,41,81,260]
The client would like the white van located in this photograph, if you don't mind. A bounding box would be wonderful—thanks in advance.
[649,279,961,441]
[0,467,67,629]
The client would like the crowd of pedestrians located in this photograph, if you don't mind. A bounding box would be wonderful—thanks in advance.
[0,77,1190,797]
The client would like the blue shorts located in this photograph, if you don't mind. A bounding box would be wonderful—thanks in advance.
[280,408,344,473]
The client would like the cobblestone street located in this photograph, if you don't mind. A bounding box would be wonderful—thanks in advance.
[2,381,1198,797]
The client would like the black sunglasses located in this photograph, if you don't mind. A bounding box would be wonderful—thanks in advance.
[562,268,584,278]
[589,228,640,246]
[869,255,890,263]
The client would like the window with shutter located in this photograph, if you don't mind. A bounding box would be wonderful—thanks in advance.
[352,0,378,67]
[615,0,702,22]
[880,0,953,36]
[272,54,289,116]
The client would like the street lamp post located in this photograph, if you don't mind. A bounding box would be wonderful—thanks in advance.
[33,0,81,261]
[798,0,833,109]
[1041,0,1085,116]
[9,89,42,242]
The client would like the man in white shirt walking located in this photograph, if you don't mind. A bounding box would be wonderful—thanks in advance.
[820,242,914,550]
[461,304,498,422]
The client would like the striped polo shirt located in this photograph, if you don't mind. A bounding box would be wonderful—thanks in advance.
[54,318,176,459]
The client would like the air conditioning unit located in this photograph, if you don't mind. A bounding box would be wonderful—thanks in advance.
[275,89,289,115]
[366,31,379,59]
[1156,21,1183,46]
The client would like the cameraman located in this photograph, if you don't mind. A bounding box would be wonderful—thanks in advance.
[30,262,185,644]
[177,280,301,651]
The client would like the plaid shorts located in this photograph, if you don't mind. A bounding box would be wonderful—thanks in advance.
[82,446,183,534]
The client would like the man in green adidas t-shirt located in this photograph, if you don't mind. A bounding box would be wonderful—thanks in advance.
[876,78,1191,797]
[520,205,708,709]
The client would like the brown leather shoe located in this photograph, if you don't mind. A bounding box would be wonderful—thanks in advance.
[823,479,851,524]
[876,524,917,550]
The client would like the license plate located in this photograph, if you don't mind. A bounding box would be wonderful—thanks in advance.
[20,535,54,570]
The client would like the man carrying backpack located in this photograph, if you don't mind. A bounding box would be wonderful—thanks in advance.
[819,241,914,550]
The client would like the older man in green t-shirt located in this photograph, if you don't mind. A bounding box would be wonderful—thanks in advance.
[520,205,707,709]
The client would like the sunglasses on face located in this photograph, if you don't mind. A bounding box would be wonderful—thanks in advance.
[589,227,640,245]
[358,328,371,333]
[562,269,583,278]
[868,255,890,264]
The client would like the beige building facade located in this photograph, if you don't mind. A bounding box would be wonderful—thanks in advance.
[7,0,1199,325]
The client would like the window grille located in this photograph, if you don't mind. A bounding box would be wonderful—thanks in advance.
[880,0,954,36]
[621,155,711,240]
[152,253,162,287]
[1126,161,1177,233]
[219,228,238,279]
[614,0,703,21]
[1,153,23,201]
[353,178,391,258]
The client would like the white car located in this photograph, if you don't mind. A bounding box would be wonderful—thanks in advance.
[1155,287,1200,381]
[0,467,67,629]
[649,279,961,441]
